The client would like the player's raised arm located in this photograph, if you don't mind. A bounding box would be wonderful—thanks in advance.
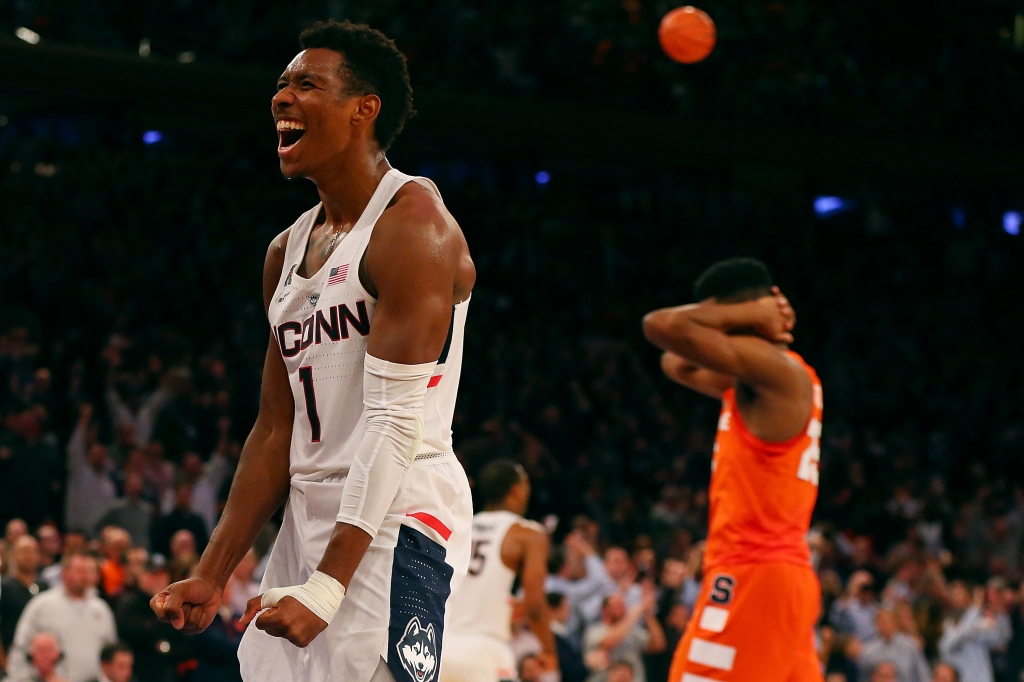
[152,231,295,634]
[643,293,797,391]
[659,350,734,399]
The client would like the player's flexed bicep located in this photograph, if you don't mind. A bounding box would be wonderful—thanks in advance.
[362,185,475,364]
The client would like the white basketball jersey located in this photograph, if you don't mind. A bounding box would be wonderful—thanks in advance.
[267,168,469,479]
[448,510,543,642]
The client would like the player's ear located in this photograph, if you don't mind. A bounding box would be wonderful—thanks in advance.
[351,94,381,128]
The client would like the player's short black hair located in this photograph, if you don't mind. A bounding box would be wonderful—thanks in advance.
[546,592,565,609]
[100,642,132,664]
[477,458,526,506]
[299,19,414,152]
[693,257,774,303]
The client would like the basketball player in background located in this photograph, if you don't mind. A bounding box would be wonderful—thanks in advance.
[151,19,475,682]
[642,258,823,682]
[441,460,558,682]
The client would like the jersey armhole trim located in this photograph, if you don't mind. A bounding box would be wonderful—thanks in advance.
[725,364,816,456]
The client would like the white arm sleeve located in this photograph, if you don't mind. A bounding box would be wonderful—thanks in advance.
[335,353,436,537]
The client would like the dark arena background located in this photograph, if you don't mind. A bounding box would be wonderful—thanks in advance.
[2,3,1024,682]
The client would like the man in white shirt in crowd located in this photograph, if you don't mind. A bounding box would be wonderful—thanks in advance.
[858,607,930,682]
[831,570,881,642]
[939,580,1011,682]
[603,548,642,610]
[64,405,116,534]
[583,588,665,682]
[546,531,615,645]
[7,554,117,682]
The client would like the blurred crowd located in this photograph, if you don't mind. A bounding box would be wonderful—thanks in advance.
[3,0,1024,142]
[3,43,1024,679]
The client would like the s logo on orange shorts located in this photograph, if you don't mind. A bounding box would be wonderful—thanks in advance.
[709,574,736,605]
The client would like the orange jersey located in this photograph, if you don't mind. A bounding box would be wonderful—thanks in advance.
[702,350,822,572]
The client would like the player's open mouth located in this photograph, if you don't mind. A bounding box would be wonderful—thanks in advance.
[277,119,306,151]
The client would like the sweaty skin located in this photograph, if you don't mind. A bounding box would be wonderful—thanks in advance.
[643,289,811,443]
[151,47,475,648]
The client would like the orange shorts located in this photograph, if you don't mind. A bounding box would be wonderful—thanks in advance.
[668,562,822,682]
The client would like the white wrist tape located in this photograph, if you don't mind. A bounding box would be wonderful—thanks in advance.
[335,354,435,537]
[260,571,346,625]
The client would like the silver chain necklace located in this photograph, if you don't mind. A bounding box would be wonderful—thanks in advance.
[323,226,348,257]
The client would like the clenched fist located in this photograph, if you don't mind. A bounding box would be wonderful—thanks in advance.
[151,576,223,634]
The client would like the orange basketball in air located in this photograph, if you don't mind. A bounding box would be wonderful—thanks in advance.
[658,6,716,64]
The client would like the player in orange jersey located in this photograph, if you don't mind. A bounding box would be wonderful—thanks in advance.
[642,257,824,682]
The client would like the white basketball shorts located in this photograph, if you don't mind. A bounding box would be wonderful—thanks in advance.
[237,453,472,682]
[440,632,518,682]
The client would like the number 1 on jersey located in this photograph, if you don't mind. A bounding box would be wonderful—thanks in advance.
[298,366,321,443]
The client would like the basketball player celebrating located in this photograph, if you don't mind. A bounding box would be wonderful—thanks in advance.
[642,258,823,682]
[150,20,475,682]
[441,460,557,682]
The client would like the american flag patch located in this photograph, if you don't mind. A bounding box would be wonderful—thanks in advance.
[327,264,349,286]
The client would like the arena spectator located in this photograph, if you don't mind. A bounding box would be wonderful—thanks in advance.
[858,607,931,682]
[96,527,131,600]
[149,483,208,558]
[122,546,149,592]
[583,587,665,682]
[832,570,881,642]
[931,663,959,682]
[86,642,134,682]
[173,450,232,534]
[6,554,117,682]
[95,472,154,550]
[870,661,899,682]
[607,661,635,682]
[1,535,48,654]
[64,406,116,535]
[546,531,615,645]
[547,592,588,682]
[114,554,187,682]
[10,631,68,682]
[821,628,862,682]
[35,525,63,588]
[4,519,28,558]
[603,547,642,608]
[40,533,86,589]
[105,359,172,449]
[938,580,1011,682]
[0,410,59,529]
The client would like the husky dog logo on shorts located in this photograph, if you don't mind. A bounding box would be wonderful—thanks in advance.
[397,616,438,682]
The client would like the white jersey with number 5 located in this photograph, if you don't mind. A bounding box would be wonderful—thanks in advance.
[448,510,542,642]
[266,168,469,480]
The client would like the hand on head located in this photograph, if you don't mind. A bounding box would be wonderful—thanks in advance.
[752,287,795,344]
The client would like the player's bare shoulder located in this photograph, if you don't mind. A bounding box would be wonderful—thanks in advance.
[262,227,292,310]
[365,181,475,301]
